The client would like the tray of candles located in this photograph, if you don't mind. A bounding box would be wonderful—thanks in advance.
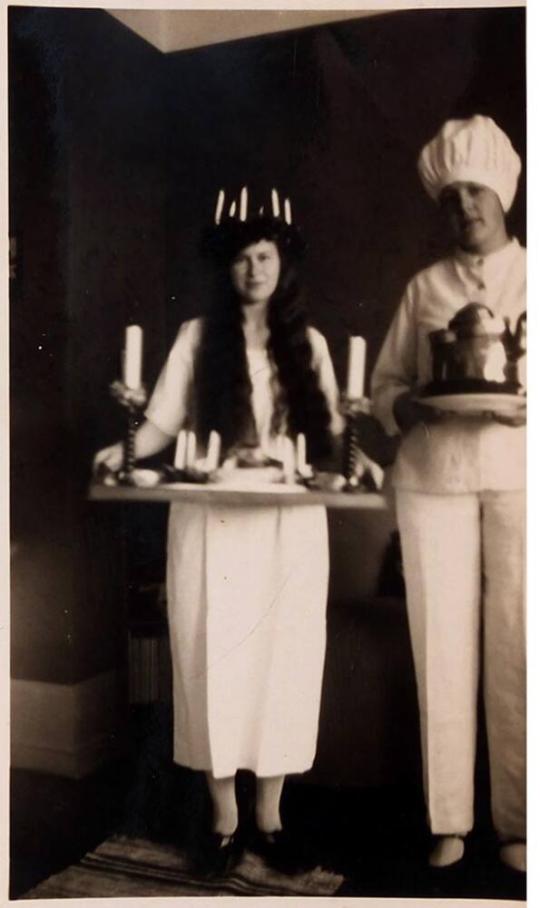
[91,432,387,509]
[89,326,387,509]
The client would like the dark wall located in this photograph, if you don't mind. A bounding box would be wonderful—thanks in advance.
[10,8,167,683]
[10,7,525,684]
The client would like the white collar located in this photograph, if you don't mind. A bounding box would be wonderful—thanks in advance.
[454,236,520,271]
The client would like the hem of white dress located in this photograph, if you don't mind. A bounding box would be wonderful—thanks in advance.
[173,758,315,778]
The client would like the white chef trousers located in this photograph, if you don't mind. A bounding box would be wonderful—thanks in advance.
[395,489,526,840]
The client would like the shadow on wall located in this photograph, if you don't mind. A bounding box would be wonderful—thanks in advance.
[328,506,398,603]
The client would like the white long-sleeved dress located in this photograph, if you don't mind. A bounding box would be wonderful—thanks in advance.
[145,318,343,779]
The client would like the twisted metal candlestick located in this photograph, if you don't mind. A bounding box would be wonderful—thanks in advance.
[122,403,138,483]
[342,396,372,490]
[343,418,360,487]
[110,380,147,486]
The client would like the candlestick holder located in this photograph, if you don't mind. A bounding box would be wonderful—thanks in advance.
[110,380,148,486]
[342,396,372,490]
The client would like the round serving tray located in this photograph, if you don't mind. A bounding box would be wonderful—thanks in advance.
[421,393,526,417]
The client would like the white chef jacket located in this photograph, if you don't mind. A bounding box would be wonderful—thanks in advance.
[371,238,526,493]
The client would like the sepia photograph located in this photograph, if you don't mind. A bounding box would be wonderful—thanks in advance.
[6,1,528,904]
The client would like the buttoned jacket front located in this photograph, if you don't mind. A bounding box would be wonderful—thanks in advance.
[371,238,526,493]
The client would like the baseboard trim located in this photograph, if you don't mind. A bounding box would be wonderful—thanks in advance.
[11,671,122,778]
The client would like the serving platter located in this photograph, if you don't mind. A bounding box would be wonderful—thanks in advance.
[421,393,526,418]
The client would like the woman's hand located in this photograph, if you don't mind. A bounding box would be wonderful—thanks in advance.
[393,391,443,433]
[93,442,124,474]
[341,396,372,418]
[93,421,173,476]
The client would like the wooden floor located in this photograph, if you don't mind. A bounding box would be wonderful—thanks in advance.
[10,705,526,902]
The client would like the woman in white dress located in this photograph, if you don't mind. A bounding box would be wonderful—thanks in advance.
[94,201,343,875]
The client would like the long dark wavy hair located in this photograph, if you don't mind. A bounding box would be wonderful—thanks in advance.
[194,217,334,461]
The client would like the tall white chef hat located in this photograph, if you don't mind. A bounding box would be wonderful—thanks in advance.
[417,115,522,212]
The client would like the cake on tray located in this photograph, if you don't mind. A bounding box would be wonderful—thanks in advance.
[159,445,308,489]
[210,446,304,488]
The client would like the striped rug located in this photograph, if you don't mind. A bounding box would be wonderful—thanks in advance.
[23,835,344,898]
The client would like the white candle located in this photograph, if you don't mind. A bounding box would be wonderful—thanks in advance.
[271,188,280,218]
[239,186,248,222]
[174,430,187,469]
[186,431,197,468]
[206,430,221,471]
[284,198,292,225]
[124,325,143,390]
[346,336,366,399]
[214,188,225,224]
[296,433,307,473]
[229,199,237,217]
[282,436,296,483]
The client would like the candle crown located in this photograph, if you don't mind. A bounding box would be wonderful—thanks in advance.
[213,186,294,226]
[202,187,306,263]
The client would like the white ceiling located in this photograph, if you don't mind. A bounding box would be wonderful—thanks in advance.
[107,9,385,54]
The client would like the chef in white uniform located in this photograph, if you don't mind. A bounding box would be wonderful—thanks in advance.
[95,198,344,876]
[371,117,526,872]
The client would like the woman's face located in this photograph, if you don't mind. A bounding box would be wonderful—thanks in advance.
[439,181,508,255]
[230,240,281,305]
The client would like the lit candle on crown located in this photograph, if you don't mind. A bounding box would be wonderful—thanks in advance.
[123,325,143,390]
[284,198,292,225]
[271,188,280,218]
[174,430,187,469]
[206,430,221,471]
[229,199,237,217]
[239,186,248,222]
[214,189,225,224]
[346,336,366,399]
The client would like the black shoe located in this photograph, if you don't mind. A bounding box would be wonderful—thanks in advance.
[192,830,243,880]
[251,827,315,875]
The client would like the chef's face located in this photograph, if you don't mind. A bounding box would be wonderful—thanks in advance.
[440,182,508,255]
[230,240,281,306]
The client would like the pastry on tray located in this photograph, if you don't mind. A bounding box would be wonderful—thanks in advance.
[94,464,163,487]
[211,446,291,487]
[161,463,209,484]
[160,446,291,488]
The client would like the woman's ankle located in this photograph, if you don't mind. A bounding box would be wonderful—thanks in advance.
[255,775,285,834]
[206,773,238,838]
[499,841,526,872]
